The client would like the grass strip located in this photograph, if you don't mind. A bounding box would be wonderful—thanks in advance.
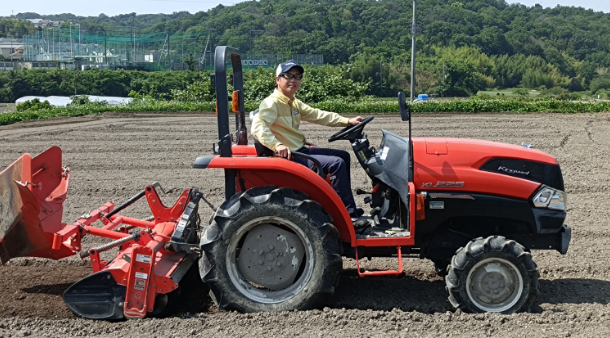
[3,99,610,127]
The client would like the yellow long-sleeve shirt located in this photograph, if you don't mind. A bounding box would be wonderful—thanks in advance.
[251,90,349,151]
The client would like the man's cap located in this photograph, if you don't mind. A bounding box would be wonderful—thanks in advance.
[276,60,304,77]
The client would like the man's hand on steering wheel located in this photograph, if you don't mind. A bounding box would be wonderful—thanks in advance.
[328,116,375,142]
[348,116,363,126]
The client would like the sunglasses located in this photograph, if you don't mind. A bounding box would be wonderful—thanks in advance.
[280,73,303,80]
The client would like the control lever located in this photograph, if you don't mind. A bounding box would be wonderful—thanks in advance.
[356,188,372,195]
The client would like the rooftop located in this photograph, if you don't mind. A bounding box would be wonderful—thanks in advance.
[0,38,24,45]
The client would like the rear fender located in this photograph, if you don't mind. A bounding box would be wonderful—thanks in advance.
[198,155,356,243]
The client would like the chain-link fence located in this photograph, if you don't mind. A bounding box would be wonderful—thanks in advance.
[18,28,324,72]
[23,28,211,71]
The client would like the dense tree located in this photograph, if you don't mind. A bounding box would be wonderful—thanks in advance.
[0,19,36,38]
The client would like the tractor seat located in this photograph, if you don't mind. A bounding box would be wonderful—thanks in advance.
[249,109,275,157]
[254,140,275,157]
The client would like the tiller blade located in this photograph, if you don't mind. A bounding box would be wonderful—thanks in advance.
[63,271,127,320]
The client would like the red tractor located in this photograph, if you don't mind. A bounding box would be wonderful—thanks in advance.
[195,47,570,315]
[0,47,570,319]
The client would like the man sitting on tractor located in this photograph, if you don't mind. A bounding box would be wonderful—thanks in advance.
[251,60,369,229]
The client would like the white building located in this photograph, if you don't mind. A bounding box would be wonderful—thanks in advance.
[0,38,24,59]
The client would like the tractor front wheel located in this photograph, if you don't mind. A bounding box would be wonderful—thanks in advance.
[199,186,342,312]
[446,236,539,314]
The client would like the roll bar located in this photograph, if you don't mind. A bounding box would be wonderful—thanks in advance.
[214,46,246,158]
[214,46,248,199]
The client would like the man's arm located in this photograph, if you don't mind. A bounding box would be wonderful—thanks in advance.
[251,99,283,151]
[299,101,349,127]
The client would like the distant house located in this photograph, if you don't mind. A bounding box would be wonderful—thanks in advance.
[10,46,25,60]
[26,19,42,25]
[0,38,24,58]
[26,19,63,28]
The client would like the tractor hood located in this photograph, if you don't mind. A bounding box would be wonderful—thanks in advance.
[412,137,564,200]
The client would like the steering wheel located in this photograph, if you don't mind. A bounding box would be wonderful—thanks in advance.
[328,116,375,142]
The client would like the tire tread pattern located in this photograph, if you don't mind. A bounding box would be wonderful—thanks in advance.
[199,186,342,313]
[445,235,540,314]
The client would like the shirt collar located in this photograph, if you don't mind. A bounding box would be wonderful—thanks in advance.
[273,89,295,105]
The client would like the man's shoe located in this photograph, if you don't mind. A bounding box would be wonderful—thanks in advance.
[355,207,365,217]
[351,215,371,235]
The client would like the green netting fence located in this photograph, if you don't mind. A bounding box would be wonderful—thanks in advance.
[23,28,212,71]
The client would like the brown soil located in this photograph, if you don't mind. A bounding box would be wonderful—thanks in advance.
[0,265,90,319]
[0,113,609,337]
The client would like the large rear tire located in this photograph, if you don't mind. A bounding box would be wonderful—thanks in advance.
[199,186,343,312]
[446,236,539,314]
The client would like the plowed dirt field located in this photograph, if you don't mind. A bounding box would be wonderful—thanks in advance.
[0,113,609,337]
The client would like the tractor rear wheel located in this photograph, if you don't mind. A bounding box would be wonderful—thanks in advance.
[445,236,539,314]
[199,186,343,312]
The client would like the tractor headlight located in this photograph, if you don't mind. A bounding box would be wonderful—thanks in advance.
[532,185,566,211]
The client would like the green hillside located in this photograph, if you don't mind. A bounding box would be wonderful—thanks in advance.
[2,0,610,96]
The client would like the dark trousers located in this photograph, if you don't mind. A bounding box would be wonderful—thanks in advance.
[292,147,357,215]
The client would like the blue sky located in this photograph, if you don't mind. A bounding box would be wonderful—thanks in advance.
[0,0,608,17]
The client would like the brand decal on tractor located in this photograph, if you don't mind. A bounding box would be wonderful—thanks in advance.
[421,181,465,188]
[498,166,530,176]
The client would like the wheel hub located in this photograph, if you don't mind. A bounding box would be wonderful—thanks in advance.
[466,259,523,312]
[236,223,305,290]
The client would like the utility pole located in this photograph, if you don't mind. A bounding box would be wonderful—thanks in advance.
[70,24,73,60]
[379,60,382,93]
[168,33,171,70]
[442,62,446,97]
[132,27,135,64]
[410,0,417,103]
[202,34,210,69]
[249,30,264,56]
[104,28,107,65]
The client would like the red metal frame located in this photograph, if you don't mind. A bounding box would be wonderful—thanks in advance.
[355,246,403,277]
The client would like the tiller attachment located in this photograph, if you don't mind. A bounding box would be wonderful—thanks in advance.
[0,147,203,320]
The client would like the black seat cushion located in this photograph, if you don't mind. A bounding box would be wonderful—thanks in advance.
[254,140,275,157]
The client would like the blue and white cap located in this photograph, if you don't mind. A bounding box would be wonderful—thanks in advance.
[276,60,304,77]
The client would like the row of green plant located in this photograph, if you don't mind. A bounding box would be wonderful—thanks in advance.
[4,97,610,127]
[0,66,368,104]
[5,63,610,107]
[0,69,205,103]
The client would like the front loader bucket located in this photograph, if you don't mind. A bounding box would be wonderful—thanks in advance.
[0,146,70,264]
